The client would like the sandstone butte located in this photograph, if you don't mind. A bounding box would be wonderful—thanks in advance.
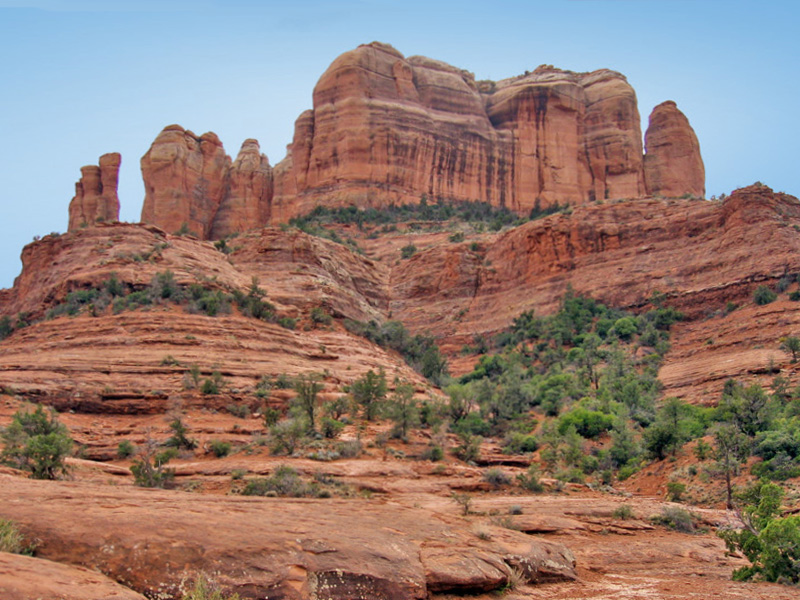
[69,41,704,238]
[2,41,798,600]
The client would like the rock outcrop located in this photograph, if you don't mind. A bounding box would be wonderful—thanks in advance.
[67,152,121,231]
[0,552,146,600]
[133,43,704,239]
[210,139,273,240]
[644,101,705,198]
[271,43,649,219]
[140,128,274,239]
[140,125,231,238]
[0,476,576,599]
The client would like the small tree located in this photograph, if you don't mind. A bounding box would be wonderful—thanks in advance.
[269,419,306,455]
[719,480,800,585]
[165,417,197,450]
[350,369,387,421]
[780,336,800,363]
[130,439,177,488]
[1,404,73,479]
[387,381,418,439]
[292,373,324,432]
[713,423,749,509]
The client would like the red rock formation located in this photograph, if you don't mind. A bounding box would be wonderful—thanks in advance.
[644,101,705,198]
[134,44,704,237]
[209,139,273,240]
[0,475,576,598]
[140,125,231,238]
[67,152,120,231]
[271,43,649,219]
[0,552,146,600]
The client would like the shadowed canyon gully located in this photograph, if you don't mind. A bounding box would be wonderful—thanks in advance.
[2,42,798,600]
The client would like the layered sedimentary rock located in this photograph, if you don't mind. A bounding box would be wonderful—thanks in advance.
[644,101,705,198]
[0,476,576,598]
[140,125,231,238]
[140,128,274,239]
[134,43,703,238]
[270,43,657,221]
[67,152,121,231]
[209,139,273,240]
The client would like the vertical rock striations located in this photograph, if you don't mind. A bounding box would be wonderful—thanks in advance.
[272,43,650,218]
[140,125,231,238]
[210,139,273,240]
[644,101,705,198]
[130,43,705,239]
[67,153,121,231]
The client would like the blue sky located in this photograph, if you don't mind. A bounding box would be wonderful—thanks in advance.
[1,0,798,289]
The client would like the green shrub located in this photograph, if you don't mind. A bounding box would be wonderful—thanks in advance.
[165,418,197,450]
[449,232,465,243]
[453,432,482,463]
[452,492,472,515]
[117,439,136,459]
[754,285,778,305]
[400,243,417,259]
[666,481,686,502]
[350,369,388,421]
[0,519,26,554]
[310,307,333,327]
[502,432,539,454]
[0,404,73,479]
[320,417,345,439]
[453,413,491,437]
[131,444,177,488]
[201,372,224,395]
[613,504,634,520]
[719,480,800,584]
[516,464,544,492]
[558,408,615,439]
[209,440,232,458]
[483,467,512,488]
[241,465,323,497]
[269,419,306,455]
[226,403,249,419]
[421,445,444,462]
[555,467,585,484]
[652,506,695,533]
[277,316,297,330]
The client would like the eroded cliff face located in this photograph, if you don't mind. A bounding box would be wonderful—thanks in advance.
[67,153,121,231]
[644,101,705,198]
[273,43,649,217]
[209,139,274,240]
[13,184,800,408]
[140,125,231,238]
[133,43,704,239]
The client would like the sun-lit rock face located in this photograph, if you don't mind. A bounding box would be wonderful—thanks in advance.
[210,139,274,240]
[67,152,121,231]
[128,43,701,239]
[644,100,705,198]
[271,43,654,219]
[140,125,231,238]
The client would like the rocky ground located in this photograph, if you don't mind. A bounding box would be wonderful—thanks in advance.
[3,186,800,598]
